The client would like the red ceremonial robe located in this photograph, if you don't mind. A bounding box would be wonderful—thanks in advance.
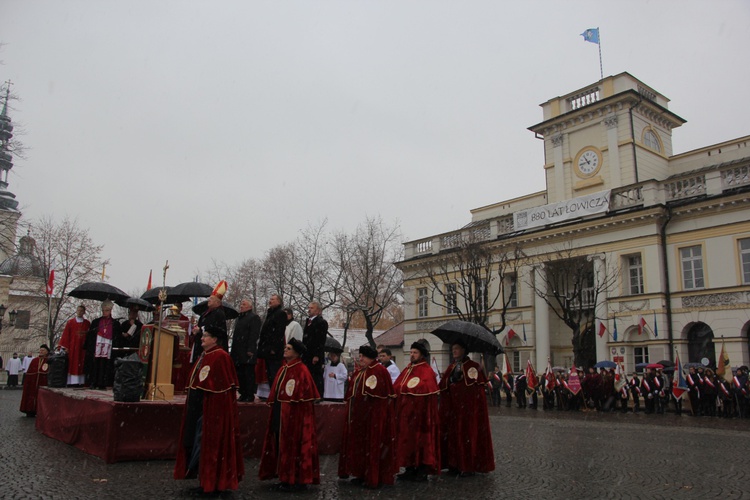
[259,358,320,485]
[394,360,441,474]
[338,360,398,487]
[174,345,244,493]
[439,357,495,473]
[19,355,49,414]
[58,317,91,376]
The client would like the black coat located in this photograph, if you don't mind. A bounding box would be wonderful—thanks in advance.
[230,311,261,365]
[117,318,143,350]
[302,315,328,363]
[84,316,122,374]
[258,306,287,361]
[191,306,228,361]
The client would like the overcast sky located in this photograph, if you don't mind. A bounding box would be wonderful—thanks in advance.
[2,1,749,295]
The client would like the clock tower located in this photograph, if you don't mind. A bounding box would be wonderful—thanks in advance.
[528,73,686,203]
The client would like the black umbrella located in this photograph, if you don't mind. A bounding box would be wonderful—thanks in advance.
[192,300,239,320]
[683,362,704,369]
[324,335,343,353]
[169,282,214,303]
[116,296,155,312]
[68,282,129,302]
[656,360,675,368]
[431,320,503,354]
[140,287,173,304]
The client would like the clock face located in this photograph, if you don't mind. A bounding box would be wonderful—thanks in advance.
[575,148,601,177]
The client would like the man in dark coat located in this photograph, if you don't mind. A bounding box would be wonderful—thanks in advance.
[258,294,287,385]
[302,301,328,396]
[230,299,261,402]
[85,300,122,389]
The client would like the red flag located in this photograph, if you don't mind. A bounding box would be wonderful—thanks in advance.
[545,358,555,390]
[525,359,538,390]
[46,269,55,295]
[146,270,153,291]
[638,316,647,335]
[507,328,516,340]
[597,320,606,338]
[567,366,582,395]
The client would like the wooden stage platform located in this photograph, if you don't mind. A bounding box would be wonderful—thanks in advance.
[35,387,345,464]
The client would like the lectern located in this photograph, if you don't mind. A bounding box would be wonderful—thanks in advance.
[141,324,180,401]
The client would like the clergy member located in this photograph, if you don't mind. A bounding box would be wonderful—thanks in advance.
[259,338,320,492]
[190,280,228,362]
[439,340,495,476]
[85,300,121,389]
[393,340,440,482]
[174,325,243,494]
[19,344,50,417]
[322,350,347,401]
[338,344,398,489]
[57,305,90,386]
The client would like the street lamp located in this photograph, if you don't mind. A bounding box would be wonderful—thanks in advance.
[9,309,17,326]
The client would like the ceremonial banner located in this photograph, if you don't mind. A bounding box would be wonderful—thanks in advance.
[717,341,731,381]
[513,190,610,231]
[672,353,688,400]
[525,359,538,391]
[567,367,582,395]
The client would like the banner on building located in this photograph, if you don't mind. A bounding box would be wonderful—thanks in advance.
[513,190,611,231]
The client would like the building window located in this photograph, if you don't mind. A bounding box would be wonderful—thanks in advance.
[476,278,489,312]
[507,274,518,308]
[643,129,662,153]
[680,245,705,290]
[417,287,429,318]
[740,238,750,285]
[445,283,458,314]
[634,346,649,368]
[627,254,644,295]
[13,310,30,330]
[512,350,521,373]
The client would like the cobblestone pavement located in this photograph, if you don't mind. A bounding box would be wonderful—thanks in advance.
[1,389,749,500]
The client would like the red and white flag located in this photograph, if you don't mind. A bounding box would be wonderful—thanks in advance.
[545,358,555,390]
[597,319,606,338]
[526,359,538,391]
[638,316,647,335]
[46,268,55,295]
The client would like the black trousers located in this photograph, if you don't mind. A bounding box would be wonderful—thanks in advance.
[235,363,257,400]
[305,360,324,398]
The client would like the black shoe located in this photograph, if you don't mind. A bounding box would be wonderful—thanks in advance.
[397,468,416,480]
[458,471,475,478]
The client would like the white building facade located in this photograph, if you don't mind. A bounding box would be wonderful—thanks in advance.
[398,73,750,374]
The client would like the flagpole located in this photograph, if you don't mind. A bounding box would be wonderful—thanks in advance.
[597,27,603,80]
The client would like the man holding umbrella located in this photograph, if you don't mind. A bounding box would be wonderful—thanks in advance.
[439,340,494,477]
[393,340,440,482]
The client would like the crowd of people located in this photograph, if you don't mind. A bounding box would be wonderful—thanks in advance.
[487,364,750,419]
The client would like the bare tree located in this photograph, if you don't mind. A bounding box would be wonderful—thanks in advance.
[528,246,619,368]
[330,216,403,348]
[412,234,524,335]
[286,219,343,318]
[260,243,295,308]
[32,215,109,346]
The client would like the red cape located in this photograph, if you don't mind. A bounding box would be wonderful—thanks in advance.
[58,317,91,375]
[338,360,398,487]
[20,356,48,414]
[174,346,244,493]
[259,358,320,485]
[393,361,440,473]
[439,358,495,473]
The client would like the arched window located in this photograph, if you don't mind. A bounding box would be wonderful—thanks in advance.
[643,129,662,153]
[687,322,715,367]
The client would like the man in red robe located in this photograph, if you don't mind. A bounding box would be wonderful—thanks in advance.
[174,326,244,494]
[259,338,320,492]
[394,340,440,482]
[19,344,50,416]
[57,305,90,386]
[338,344,397,489]
[439,340,495,476]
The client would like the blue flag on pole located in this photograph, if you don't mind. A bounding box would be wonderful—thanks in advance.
[613,316,618,342]
[522,323,527,342]
[581,28,600,44]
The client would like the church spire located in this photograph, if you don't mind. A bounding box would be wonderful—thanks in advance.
[0,80,19,211]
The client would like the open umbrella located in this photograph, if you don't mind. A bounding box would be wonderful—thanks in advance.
[192,300,239,320]
[683,362,704,369]
[324,335,343,353]
[656,360,675,368]
[140,287,173,304]
[646,363,665,370]
[168,282,214,303]
[69,282,129,302]
[552,366,567,372]
[116,296,155,312]
[431,320,503,354]
[594,360,616,369]
[635,362,648,371]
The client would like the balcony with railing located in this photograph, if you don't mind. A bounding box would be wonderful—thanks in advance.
[403,158,750,259]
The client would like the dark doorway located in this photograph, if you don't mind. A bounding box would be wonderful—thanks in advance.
[687,322,716,368]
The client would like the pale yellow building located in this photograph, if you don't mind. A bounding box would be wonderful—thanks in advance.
[398,73,750,374]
